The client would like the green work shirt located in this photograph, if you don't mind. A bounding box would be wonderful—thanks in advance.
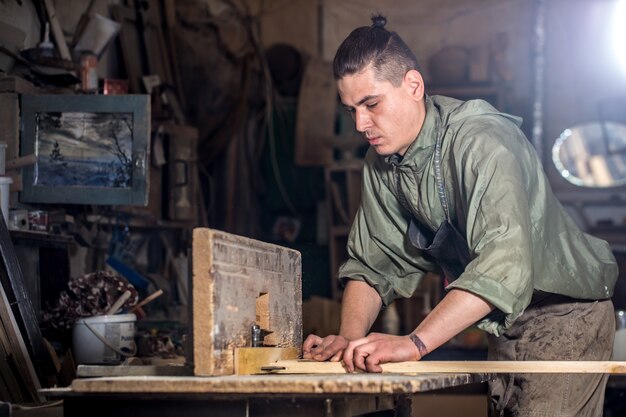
[338,95,618,336]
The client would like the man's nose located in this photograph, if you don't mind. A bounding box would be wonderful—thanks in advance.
[355,109,371,132]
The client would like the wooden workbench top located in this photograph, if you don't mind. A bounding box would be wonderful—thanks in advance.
[43,373,490,396]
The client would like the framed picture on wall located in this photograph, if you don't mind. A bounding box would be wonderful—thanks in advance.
[20,94,150,206]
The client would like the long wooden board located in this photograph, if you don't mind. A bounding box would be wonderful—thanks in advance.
[263,360,626,374]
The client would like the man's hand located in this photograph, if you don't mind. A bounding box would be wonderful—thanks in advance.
[342,332,421,373]
[302,334,350,362]
[302,281,382,363]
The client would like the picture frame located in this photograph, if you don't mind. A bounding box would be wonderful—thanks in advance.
[20,94,150,206]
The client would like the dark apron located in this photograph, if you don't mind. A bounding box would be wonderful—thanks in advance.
[406,126,471,285]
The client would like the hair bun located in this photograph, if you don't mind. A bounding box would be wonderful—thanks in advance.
[371,15,387,28]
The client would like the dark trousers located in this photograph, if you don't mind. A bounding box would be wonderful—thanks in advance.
[488,294,615,417]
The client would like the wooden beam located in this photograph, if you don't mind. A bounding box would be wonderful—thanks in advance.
[6,154,36,171]
[263,360,626,374]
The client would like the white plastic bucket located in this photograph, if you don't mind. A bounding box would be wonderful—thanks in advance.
[72,313,137,364]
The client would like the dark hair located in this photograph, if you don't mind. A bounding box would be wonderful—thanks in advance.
[333,14,418,86]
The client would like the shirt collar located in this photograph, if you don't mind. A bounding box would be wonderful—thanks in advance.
[384,95,440,166]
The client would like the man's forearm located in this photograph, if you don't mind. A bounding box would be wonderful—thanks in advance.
[413,288,494,354]
[339,280,383,340]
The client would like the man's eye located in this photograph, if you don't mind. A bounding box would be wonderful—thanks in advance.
[345,107,355,114]
[366,102,378,109]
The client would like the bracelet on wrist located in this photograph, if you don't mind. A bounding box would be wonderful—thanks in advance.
[409,333,428,358]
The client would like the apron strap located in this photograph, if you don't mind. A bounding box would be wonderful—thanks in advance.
[433,118,451,223]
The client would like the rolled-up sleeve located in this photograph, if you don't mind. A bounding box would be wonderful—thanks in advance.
[445,117,535,336]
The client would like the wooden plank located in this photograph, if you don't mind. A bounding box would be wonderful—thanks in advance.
[0,324,25,402]
[140,3,174,87]
[192,228,302,376]
[0,269,42,402]
[234,347,299,375]
[110,5,146,93]
[162,0,186,111]
[56,372,489,395]
[6,154,36,170]
[264,359,626,374]
[0,206,52,388]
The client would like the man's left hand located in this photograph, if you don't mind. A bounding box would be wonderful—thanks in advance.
[342,332,421,373]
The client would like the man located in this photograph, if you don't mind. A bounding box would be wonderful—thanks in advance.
[303,15,618,416]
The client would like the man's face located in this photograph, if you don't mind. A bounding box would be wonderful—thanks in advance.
[337,66,425,156]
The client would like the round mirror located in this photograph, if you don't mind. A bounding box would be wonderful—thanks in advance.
[552,121,626,187]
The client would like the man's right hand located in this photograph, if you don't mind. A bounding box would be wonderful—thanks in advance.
[302,334,350,362]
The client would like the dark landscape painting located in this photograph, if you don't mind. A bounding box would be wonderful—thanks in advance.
[34,111,134,188]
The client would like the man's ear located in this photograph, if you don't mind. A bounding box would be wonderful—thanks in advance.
[404,69,425,102]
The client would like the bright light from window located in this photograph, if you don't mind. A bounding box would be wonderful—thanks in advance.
[615,0,626,72]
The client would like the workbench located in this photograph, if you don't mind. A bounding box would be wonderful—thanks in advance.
[43,372,491,417]
[40,229,492,416]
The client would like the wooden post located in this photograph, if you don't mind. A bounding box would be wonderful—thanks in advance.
[192,228,302,376]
